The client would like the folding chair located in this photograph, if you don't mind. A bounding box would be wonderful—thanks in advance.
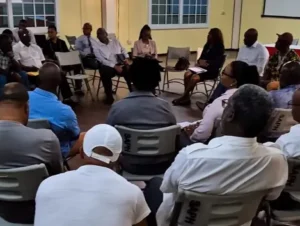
[192,54,227,103]
[264,108,297,140]
[0,164,48,226]
[55,51,95,101]
[27,119,50,129]
[65,35,76,50]
[273,158,300,222]
[115,125,181,181]
[163,46,190,93]
[169,189,268,226]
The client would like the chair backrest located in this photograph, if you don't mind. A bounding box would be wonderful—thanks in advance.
[55,51,82,67]
[115,125,181,156]
[285,158,300,192]
[27,119,50,129]
[196,47,203,61]
[0,164,48,201]
[65,35,76,45]
[170,189,268,226]
[166,46,190,65]
[292,39,299,45]
[266,108,297,138]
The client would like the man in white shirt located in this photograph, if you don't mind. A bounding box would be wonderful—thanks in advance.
[276,89,300,158]
[34,124,150,226]
[12,19,36,45]
[13,29,44,72]
[96,28,132,105]
[237,29,269,76]
[156,84,288,226]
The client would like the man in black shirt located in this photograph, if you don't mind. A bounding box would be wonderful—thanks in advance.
[44,25,83,104]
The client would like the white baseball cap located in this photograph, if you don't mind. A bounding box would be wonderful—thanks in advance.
[83,124,123,164]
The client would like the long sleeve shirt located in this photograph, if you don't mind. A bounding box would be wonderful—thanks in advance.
[75,35,100,57]
[190,88,237,142]
[95,38,129,68]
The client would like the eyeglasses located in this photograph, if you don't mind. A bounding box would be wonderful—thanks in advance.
[222,99,228,108]
[221,70,233,78]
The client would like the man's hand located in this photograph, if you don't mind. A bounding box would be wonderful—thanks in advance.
[114,65,123,74]
[197,59,209,67]
[123,58,130,65]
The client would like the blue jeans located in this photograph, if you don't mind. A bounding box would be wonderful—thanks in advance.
[0,71,29,90]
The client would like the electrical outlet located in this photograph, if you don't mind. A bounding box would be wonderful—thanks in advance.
[221,11,226,15]
[127,40,132,45]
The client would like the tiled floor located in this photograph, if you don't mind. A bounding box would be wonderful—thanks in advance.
[74,51,237,132]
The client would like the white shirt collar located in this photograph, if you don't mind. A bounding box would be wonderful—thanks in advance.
[251,41,258,48]
[209,136,257,147]
[290,124,300,133]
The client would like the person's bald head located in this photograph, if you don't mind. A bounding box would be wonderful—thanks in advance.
[292,89,300,123]
[0,83,29,125]
[244,28,258,47]
[18,28,30,46]
[97,28,108,44]
[83,23,92,36]
[39,63,61,91]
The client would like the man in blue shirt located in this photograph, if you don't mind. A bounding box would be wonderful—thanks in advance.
[270,61,300,109]
[29,63,81,157]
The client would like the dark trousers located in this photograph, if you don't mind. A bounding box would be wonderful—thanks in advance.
[270,192,300,210]
[144,177,163,226]
[100,64,132,99]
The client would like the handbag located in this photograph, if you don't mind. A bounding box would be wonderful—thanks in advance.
[174,57,190,71]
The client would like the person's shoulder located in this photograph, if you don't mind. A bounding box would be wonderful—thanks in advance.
[31,43,42,50]
[149,39,156,45]
[37,171,73,194]
[13,42,21,50]
[58,102,76,118]
[180,142,214,159]
[261,142,286,157]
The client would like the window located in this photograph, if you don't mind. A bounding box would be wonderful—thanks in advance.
[0,0,57,32]
[149,0,209,29]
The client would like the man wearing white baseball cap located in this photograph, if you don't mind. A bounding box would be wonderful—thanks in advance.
[34,124,150,226]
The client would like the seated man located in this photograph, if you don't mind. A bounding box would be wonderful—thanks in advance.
[28,63,81,157]
[106,57,176,175]
[0,83,63,224]
[2,29,15,45]
[262,33,300,91]
[44,24,82,104]
[271,89,300,210]
[270,61,300,108]
[34,124,150,226]
[156,84,288,226]
[14,28,77,105]
[0,34,28,89]
[12,19,36,44]
[75,22,100,70]
[96,28,132,105]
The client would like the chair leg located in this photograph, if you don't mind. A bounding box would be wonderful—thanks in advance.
[167,71,170,88]
[84,79,95,101]
[96,78,102,98]
[114,76,120,94]
[163,71,167,91]
[92,70,97,86]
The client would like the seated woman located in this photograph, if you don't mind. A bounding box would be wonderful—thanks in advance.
[173,28,225,106]
[133,25,157,59]
[183,61,260,145]
[106,57,176,175]
[270,61,300,109]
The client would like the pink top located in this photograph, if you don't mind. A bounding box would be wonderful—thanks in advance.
[133,39,158,58]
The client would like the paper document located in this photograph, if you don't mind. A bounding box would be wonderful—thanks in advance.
[188,67,207,74]
[177,120,202,129]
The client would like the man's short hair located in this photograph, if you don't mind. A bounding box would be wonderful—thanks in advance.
[2,29,12,36]
[230,84,273,137]
[0,34,11,43]
[19,19,27,24]
[130,58,161,91]
[48,24,57,31]
[0,83,29,104]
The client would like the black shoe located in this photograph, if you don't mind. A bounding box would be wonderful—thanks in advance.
[103,97,114,105]
[75,90,85,97]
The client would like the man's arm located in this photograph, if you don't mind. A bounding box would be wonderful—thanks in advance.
[95,48,115,68]
[61,40,69,52]
[256,47,270,76]
[119,40,129,58]
[47,132,64,175]
[75,37,85,56]
[133,190,150,226]
[65,107,81,141]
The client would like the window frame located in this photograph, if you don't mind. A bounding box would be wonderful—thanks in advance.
[0,0,59,34]
[148,0,210,30]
